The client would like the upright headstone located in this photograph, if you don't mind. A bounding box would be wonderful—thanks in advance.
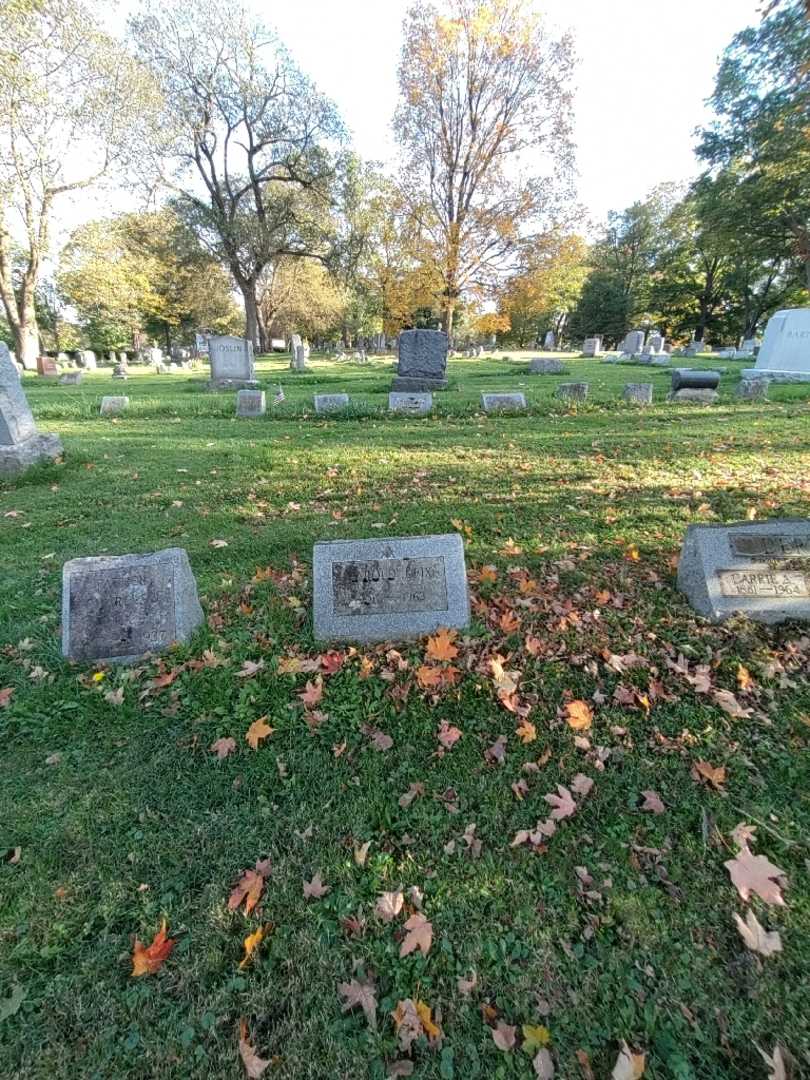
[556,383,589,403]
[58,371,83,386]
[737,379,769,401]
[543,331,556,349]
[621,330,645,355]
[112,361,129,380]
[392,329,448,392]
[677,521,810,624]
[37,356,58,377]
[195,333,210,356]
[529,358,568,374]
[0,342,63,476]
[741,308,810,383]
[685,341,703,358]
[100,395,129,416]
[623,383,653,405]
[581,336,601,357]
[81,350,97,370]
[389,391,433,415]
[481,392,526,412]
[314,393,349,414]
[61,548,204,663]
[313,533,470,643]
[270,338,286,352]
[207,336,257,390]
[292,344,307,371]
[147,346,163,366]
[57,352,70,365]
[236,389,266,417]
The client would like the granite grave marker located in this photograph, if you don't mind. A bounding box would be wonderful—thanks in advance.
[0,342,63,476]
[481,392,526,412]
[208,335,257,390]
[389,391,433,415]
[392,329,448,392]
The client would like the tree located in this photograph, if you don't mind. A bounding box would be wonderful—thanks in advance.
[567,270,629,346]
[130,0,345,351]
[499,232,587,347]
[697,1,810,290]
[0,0,156,367]
[394,0,575,337]
[258,257,345,342]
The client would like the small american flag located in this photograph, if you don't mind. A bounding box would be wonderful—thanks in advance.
[273,385,285,405]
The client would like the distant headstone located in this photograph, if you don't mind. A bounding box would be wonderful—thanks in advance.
[677,521,810,624]
[292,344,307,371]
[651,356,671,367]
[80,350,97,370]
[57,351,70,364]
[58,371,83,386]
[623,383,653,405]
[195,333,210,356]
[389,391,433,415]
[100,395,129,416]
[648,333,664,353]
[393,329,448,391]
[61,547,204,663]
[147,347,163,366]
[236,389,266,417]
[529,358,567,374]
[737,338,757,359]
[685,341,703,358]
[543,331,556,349]
[314,393,349,414]
[313,532,470,643]
[270,338,286,352]
[716,347,737,359]
[671,369,720,392]
[582,336,601,357]
[37,356,58,377]
[741,307,810,383]
[290,333,303,352]
[0,342,63,476]
[112,361,129,380]
[481,392,526,412]
[737,379,769,401]
[556,383,589,403]
[208,335,257,390]
[621,330,645,355]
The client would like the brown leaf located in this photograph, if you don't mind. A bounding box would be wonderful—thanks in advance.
[338,975,378,1029]
[457,970,477,996]
[375,889,404,923]
[398,782,425,809]
[245,717,273,750]
[426,627,459,661]
[533,1048,555,1079]
[303,872,330,899]
[417,664,444,689]
[491,1021,517,1051]
[210,737,237,760]
[570,773,594,798]
[564,700,593,731]
[353,840,372,867]
[544,785,577,820]
[712,688,753,719]
[361,723,393,751]
[0,687,13,708]
[437,721,462,749]
[131,919,176,976]
[236,659,265,678]
[611,1041,646,1079]
[485,734,507,764]
[733,910,782,956]
[238,1019,270,1078]
[228,863,270,914]
[392,998,423,1051]
[758,1044,789,1080]
[640,790,665,814]
[575,1049,596,1080]
[724,848,787,905]
[516,719,537,744]
[299,677,323,708]
[399,911,432,957]
[692,760,726,789]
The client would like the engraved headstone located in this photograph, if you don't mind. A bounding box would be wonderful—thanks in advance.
[543,331,556,349]
[313,533,470,643]
[236,389,266,417]
[392,329,448,392]
[62,547,204,662]
[389,391,433,415]
[100,395,129,416]
[195,332,210,356]
[556,382,589,402]
[481,392,526,412]
[582,336,601,357]
[741,307,810,383]
[623,383,653,405]
[737,379,769,401]
[529,358,568,374]
[648,332,664,353]
[208,335,257,390]
[677,521,810,624]
[314,393,349,414]
[58,371,83,386]
[621,330,645,355]
[37,355,58,377]
[112,361,128,380]
[0,342,63,476]
[80,350,97,370]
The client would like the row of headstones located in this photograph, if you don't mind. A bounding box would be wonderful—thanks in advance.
[60,516,810,664]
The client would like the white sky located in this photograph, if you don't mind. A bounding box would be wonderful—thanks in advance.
[62,0,763,242]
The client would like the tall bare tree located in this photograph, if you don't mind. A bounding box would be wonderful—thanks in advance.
[394,0,575,336]
[130,0,345,351]
[0,0,155,367]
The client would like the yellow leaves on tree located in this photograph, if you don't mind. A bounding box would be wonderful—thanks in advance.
[131,919,176,977]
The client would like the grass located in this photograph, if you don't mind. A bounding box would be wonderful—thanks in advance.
[1,351,809,1079]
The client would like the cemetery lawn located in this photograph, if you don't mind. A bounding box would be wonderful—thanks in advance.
[2,352,810,1080]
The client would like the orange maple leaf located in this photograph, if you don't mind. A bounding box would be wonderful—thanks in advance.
[479,565,498,584]
[245,717,273,750]
[417,664,444,689]
[692,759,726,789]
[515,719,537,744]
[228,868,266,914]
[499,610,521,633]
[426,627,459,662]
[131,919,176,976]
[564,699,593,731]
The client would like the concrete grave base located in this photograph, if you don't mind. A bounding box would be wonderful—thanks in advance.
[741,368,810,383]
[390,376,448,392]
[62,547,204,663]
[207,378,260,391]
[0,432,63,477]
[668,389,719,404]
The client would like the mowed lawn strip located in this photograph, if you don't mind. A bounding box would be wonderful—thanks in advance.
[0,352,808,1079]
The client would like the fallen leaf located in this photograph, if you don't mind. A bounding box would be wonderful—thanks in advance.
[387,1061,414,1078]
[131,919,176,976]
[485,734,508,764]
[516,719,537,744]
[338,975,378,1029]
[417,664,444,689]
[211,737,237,760]
[299,677,323,708]
[104,687,125,706]
[398,782,425,809]
[209,538,229,548]
[4,847,21,865]
[564,700,593,731]
[303,872,330,899]
[0,687,13,708]
[733,910,782,957]
[415,999,440,1040]
[725,848,787,905]
[737,664,755,692]
[758,1044,789,1080]
[437,721,462,749]
[426,627,459,661]
[239,924,268,970]
[237,659,265,679]
[570,773,594,798]
[533,1047,555,1078]
[522,1025,551,1053]
[712,688,753,719]
[392,998,424,1051]
[544,785,576,821]
[238,1019,270,1078]
[399,912,432,957]
[457,970,477,996]
[228,862,271,914]
[575,1049,596,1080]
[640,790,665,814]
[692,760,726,789]
[611,1041,646,1079]
[45,752,61,766]
[245,717,273,750]
[353,840,372,866]
[492,1021,517,1051]
[361,723,394,751]
[375,889,404,923]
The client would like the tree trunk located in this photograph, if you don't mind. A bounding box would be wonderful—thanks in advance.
[442,303,455,338]
[164,323,171,352]
[241,282,260,349]
[16,310,40,370]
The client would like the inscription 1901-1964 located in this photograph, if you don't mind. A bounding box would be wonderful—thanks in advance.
[730,533,810,559]
[718,569,810,599]
[332,557,448,616]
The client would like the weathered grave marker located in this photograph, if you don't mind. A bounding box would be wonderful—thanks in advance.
[392,329,448,392]
[670,368,720,404]
[678,521,810,624]
[236,389,266,417]
[0,342,63,476]
[313,533,470,643]
[62,548,204,663]
[207,335,257,390]
[556,383,588,402]
[37,356,58,377]
[58,371,83,386]
[529,358,567,374]
[100,395,129,416]
[481,392,526,412]
[582,336,601,357]
[623,383,653,405]
[738,379,769,401]
[389,391,432,415]
[314,393,349,414]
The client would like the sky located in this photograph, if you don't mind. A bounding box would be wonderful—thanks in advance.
[64,0,764,242]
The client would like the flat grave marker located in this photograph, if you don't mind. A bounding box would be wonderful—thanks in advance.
[236,389,266,417]
[389,391,433,415]
[529,358,567,375]
[313,533,470,643]
[677,520,810,624]
[314,393,349,414]
[100,395,129,416]
[481,392,526,412]
[556,382,588,402]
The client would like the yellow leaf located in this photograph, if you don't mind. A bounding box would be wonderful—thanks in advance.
[515,719,536,744]
[239,924,269,970]
[245,717,274,750]
[564,700,593,731]
[415,999,440,1039]
[522,1024,551,1053]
